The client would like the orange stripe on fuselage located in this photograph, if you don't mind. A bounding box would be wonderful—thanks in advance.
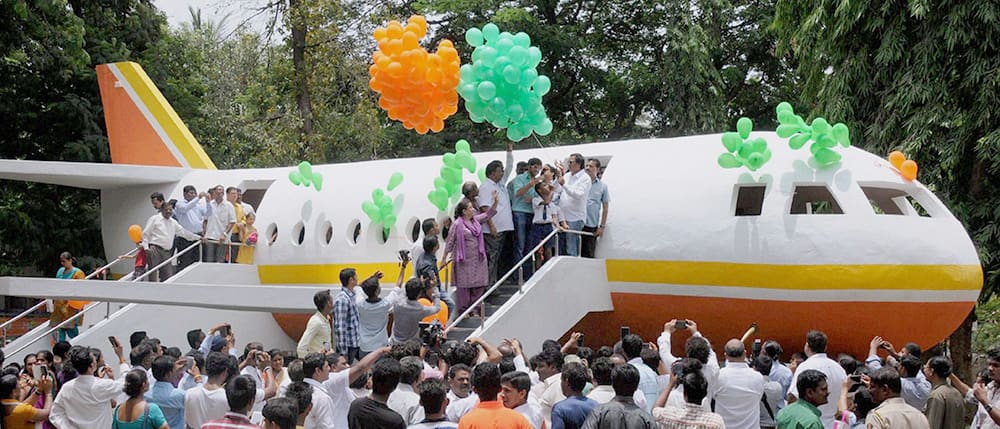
[565,293,974,360]
[96,64,182,167]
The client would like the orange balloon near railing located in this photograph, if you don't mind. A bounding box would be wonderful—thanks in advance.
[127,224,142,243]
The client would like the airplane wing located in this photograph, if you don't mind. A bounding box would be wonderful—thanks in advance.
[0,159,188,189]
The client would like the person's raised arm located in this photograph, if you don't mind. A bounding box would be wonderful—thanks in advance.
[835,376,853,420]
[654,372,679,409]
[949,372,973,397]
[973,381,1000,425]
[174,219,201,241]
[29,375,53,421]
[561,332,582,355]
[657,320,679,367]
[469,337,502,363]
[349,346,391,383]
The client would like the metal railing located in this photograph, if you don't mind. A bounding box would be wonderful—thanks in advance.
[444,228,594,335]
[0,248,139,345]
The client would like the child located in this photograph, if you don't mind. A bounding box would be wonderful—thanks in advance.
[415,236,454,323]
[236,213,258,264]
[530,182,567,269]
[119,241,147,281]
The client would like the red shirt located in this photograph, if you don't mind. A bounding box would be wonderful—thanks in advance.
[199,412,259,429]
[458,400,532,429]
[135,247,146,268]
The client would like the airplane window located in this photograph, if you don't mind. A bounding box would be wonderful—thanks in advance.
[348,220,361,246]
[790,185,843,214]
[733,185,765,216]
[409,218,421,244]
[267,223,278,246]
[292,222,305,246]
[859,186,932,217]
[905,196,932,217]
[322,221,333,246]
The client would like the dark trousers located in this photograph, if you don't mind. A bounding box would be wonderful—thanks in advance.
[512,212,533,279]
[484,231,509,286]
[147,244,174,282]
[175,236,199,271]
[337,346,361,364]
[582,226,599,258]
[203,241,226,263]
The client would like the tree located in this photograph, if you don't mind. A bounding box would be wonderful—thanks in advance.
[773,0,1000,378]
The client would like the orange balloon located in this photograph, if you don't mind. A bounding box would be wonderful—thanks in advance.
[900,160,918,181]
[888,151,905,169]
[128,224,142,243]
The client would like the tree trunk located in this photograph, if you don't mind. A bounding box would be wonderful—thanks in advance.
[949,308,976,382]
[289,0,315,158]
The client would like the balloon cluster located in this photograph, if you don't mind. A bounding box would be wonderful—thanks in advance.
[718,117,772,172]
[362,173,405,235]
[888,151,919,181]
[370,16,461,134]
[461,24,553,142]
[128,224,142,243]
[428,140,476,211]
[288,161,324,191]
[775,102,851,168]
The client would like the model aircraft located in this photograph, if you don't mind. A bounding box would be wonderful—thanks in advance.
[0,62,981,359]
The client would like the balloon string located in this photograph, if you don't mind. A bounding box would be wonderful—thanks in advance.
[532,133,544,148]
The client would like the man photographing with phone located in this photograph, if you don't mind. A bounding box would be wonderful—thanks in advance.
[656,318,720,407]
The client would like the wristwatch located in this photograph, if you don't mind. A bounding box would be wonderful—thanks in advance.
[986,403,994,413]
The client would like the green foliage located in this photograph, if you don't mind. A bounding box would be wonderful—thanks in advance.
[975,296,1000,354]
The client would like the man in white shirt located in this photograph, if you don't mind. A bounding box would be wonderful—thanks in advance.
[203,184,236,263]
[303,347,391,428]
[501,371,544,428]
[388,356,426,425]
[531,349,565,427]
[476,141,514,286]
[752,355,783,429]
[173,184,212,271]
[49,342,129,429]
[763,340,793,402]
[184,351,234,429]
[411,378,459,428]
[556,153,592,256]
[622,333,660,412]
[297,290,335,358]
[787,330,848,429]
[142,202,201,281]
[657,318,720,407]
[712,339,764,429]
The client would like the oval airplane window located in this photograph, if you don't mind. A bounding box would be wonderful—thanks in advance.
[347,219,361,247]
[292,222,305,246]
[321,220,333,246]
[408,217,421,244]
[266,223,278,246]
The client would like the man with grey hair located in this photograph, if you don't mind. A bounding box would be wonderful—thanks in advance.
[713,339,765,429]
[387,356,425,425]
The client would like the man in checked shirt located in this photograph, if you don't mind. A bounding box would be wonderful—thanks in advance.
[335,268,383,364]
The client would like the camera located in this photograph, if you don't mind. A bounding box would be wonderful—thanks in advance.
[399,250,411,264]
[751,339,762,359]
[419,320,443,348]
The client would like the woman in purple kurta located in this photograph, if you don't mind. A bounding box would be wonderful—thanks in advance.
[444,192,498,316]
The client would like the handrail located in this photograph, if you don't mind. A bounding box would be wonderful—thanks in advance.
[0,248,139,345]
[444,228,594,335]
[131,240,202,282]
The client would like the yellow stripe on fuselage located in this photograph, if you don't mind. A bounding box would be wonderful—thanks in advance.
[257,259,982,292]
[116,63,216,170]
[604,260,982,291]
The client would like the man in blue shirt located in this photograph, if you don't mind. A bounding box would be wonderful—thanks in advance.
[552,362,599,429]
[507,157,542,279]
[581,159,610,258]
[146,355,187,429]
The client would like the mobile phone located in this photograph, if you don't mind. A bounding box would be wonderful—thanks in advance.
[218,325,231,338]
[31,365,42,380]
[751,339,762,358]
[671,361,684,375]
[850,374,862,382]
[576,334,585,347]
[674,320,687,330]
[980,369,991,385]
[183,357,194,372]
[108,336,120,348]
[620,326,630,341]
[40,366,48,378]
[323,341,331,351]
[879,342,892,350]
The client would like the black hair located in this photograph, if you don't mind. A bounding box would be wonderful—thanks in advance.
[422,236,439,254]
[371,357,402,396]
[871,367,902,394]
[70,346,94,374]
[225,186,238,195]
[130,343,153,367]
[151,355,177,382]
[792,352,808,362]
[753,355,774,376]
[454,198,473,219]
[796,369,828,398]
[570,153,585,167]
[361,276,381,299]
[682,370,709,404]
[205,352,230,378]
[390,340,422,360]
[150,192,164,202]
[35,351,54,368]
[417,378,449,415]
[421,218,437,235]
[499,358,516,375]
[302,353,326,380]
[640,348,660,372]
[449,364,471,380]
[806,330,828,354]
[528,158,542,167]
[284,381,313,416]
[927,356,952,378]
[541,340,561,353]
[325,353,344,369]
[339,268,357,287]
[52,342,71,360]
[591,357,613,385]
[0,374,18,400]
[763,340,783,359]
[187,329,204,350]
[226,375,257,411]
[262,397,298,429]
[562,363,589,393]
[399,356,423,385]
[471,362,502,400]
[838,354,859,375]
[450,343,478,367]
[678,357,704,376]
[902,343,922,358]
[183,185,196,193]
[621,334,643,360]
[313,290,332,312]
[596,346,614,358]
[404,278,426,301]
[853,387,877,419]
[242,342,265,363]
[124,369,148,398]
[187,350,205,373]
[577,347,594,365]
[536,349,564,372]
[611,364,640,396]
[485,160,503,177]
[129,331,148,348]
[164,347,182,359]
[898,355,922,378]
[500,371,532,392]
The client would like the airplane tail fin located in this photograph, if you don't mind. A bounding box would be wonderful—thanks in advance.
[96,62,216,169]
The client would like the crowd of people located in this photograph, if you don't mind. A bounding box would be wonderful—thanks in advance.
[4,307,1000,429]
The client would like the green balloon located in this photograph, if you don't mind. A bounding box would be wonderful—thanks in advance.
[383,214,397,227]
[455,139,471,153]
[777,111,797,125]
[750,138,767,153]
[428,189,448,211]
[456,151,476,173]
[747,153,764,170]
[789,134,811,150]
[477,167,487,183]
[776,124,801,139]
[832,123,851,147]
[776,102,794,115]
[513,32,531,47]
[387,172,403,191]
[465,27,484,47]
[502,65,521,84]
[434,177,447,190]
[372,188,384,202]
[482,23,500,42]
[361,200,379,221]
[737,117,753,139]
[441,166,462,184]
[811,117,831,135]
[445,182,461,197]
[721,132,742,152]
[298,161,312,177]
[535,118,553,136]
[477,81,497,100]
[717,153,742,169]
[527,47,542,68]
[761,149,772,164]
[814,147,842,167]
[288,171,302,185]
[508,46,529,67]
[533,75,551,96]
[311,173,323,191]
[443,153,458,168]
